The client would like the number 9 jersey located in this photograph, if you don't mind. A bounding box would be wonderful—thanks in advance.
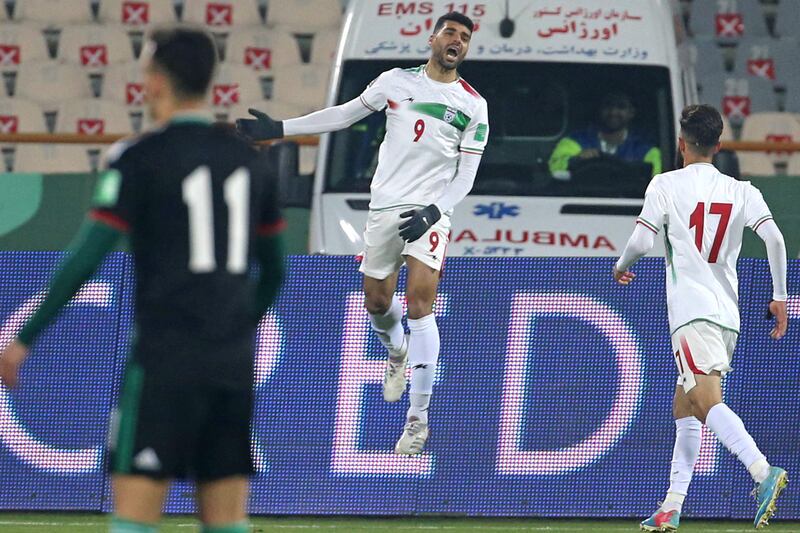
[359,65,489,213]
[636,162,773,334]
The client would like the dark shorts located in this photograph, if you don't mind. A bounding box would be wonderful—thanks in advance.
[107,360,254,481]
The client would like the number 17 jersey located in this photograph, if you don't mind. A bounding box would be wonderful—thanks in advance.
[359,65,489,212]
[636,162,773,333]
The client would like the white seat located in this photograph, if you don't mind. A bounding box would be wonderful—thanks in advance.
[787,153,800,175]
[210,63,263,109]
[310,27,341,65]
[774,1,800,39]
[101,61,145,107]
[12,0,94,26]
[58,24,135,70]
[13,143,93,172]
[225,27,299,71]
[55,98,133,134]
[13,60,93,110]
[733,37,796,87]
[0,98,46,132]
[699,74,776,126]
[689,0,768,41]
[737,152,775,176]
[739,112,800,169]
[266,0,342,32]
[0,24,49,72]
[98,0,177,26]
[182,0,262,29]
[271,63,329,111]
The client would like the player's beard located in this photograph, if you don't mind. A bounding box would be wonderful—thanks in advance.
[433,49,464,71]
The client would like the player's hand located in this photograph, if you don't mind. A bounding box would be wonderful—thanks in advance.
[235,108,284,141]
[399,204,441,243]
[579,149,600,159]
[768,300,787,340]
[613,267,636,285]
[0,340,30,389]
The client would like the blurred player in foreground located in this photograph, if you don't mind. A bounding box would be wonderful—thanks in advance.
[0,27,285,533]
[237,12,488,454]
[614,104,788,531]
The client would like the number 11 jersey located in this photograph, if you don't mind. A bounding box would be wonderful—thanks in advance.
[636,162,773,333]
[359,65,489,212]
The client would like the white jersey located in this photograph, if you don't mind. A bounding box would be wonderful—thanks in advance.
[637,162,773,333]
[359,66,489,211]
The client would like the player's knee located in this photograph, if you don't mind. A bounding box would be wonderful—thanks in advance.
[405,290,434,319]
[364,294,391,315]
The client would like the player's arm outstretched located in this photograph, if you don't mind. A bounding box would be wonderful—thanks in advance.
[399,98,489,242]
[0,166,128,387]
[613,177,665,285]
[236,70,399,141]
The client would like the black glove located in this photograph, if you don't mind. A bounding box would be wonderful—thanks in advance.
[398,204,441,243]
[235,108,285,141]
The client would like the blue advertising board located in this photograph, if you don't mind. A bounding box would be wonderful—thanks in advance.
[0,254,797,518]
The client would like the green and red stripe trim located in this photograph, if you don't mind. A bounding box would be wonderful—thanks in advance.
[636,217,659,234]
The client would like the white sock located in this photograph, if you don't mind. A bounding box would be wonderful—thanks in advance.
[407,313,439,424]
[369,296,405,353]
[662,416,702,512]
[705,403,770,483]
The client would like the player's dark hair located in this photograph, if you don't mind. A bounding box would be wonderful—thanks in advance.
[680,104,723,156]
[433,12,474,34]
[147,26,217,99]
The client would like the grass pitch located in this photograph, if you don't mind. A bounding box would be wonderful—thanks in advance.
[0,514,799,532]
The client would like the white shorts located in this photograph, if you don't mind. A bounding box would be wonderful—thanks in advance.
[358,208,451,280]
[671,320,737,393]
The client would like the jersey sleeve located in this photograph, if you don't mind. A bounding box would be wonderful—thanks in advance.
[743,183,773,231]
[636,176,667,234]
[460,98,489,156]
[88,140,136,233]
[358,69,395,113]
[255,155,286,237]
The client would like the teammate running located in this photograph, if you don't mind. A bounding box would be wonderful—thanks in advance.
[0,27,285,533]
[237,12,488,454]
[613,104,788,531]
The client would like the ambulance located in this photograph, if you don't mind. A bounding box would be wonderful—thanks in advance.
[292,0,696,256]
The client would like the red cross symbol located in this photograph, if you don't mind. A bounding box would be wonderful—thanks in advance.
[722,95,751,120]
[766,134,792,155]
[206,3,233,26]
[244,47,272,70]
[80,45,108,67]
[0,115,19,133]
[747,59,775,81]
[126,83,145,105]
[122,1,149,25]
[0,45,21,66]
[715,13,744,38]
[77,119,105,135]
[213,84,240,106]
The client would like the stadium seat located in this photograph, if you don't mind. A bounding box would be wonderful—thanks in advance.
[13,60,93,110]
[210,63,264,111]
[720,114,734,142]
[225,27,300,71]
[0,98,46,132]
[733,37,796,87]
[101,62,145,108]
[688,37,726,77]
[310,27,341,65]
[266,0,342,32]
[58,25,135,71]
[12,0,95,26]
[181,0,262,29]
[739,111,800,170]
[774,0,800,39]
[787,153,800,176]
[699,74,776,126]
[13,143,93,172]
[0,24,50,73]
[271,63,329,111]
[54,98,133,134]
[736,152,775,176]
[98,0,177,26]
[689,0,768,41]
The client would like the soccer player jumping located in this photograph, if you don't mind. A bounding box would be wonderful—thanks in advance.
[614,104,788,531]
[238,12,488,454]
